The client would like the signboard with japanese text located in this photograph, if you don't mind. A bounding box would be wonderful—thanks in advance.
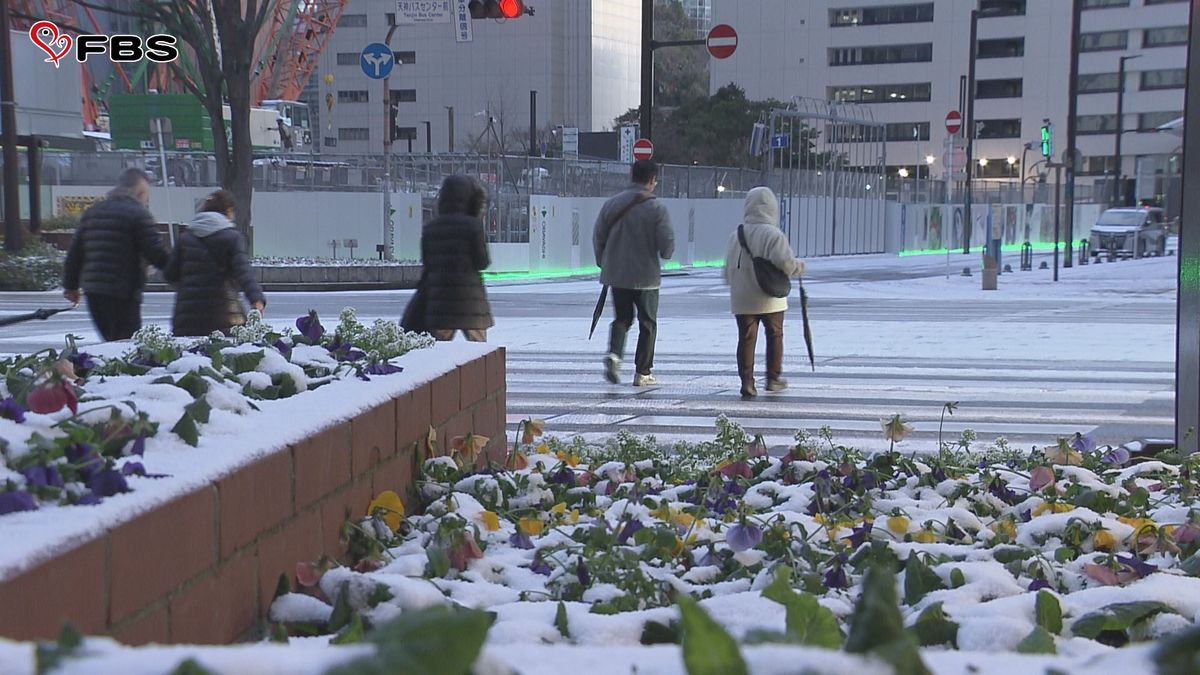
[396,0,451,23]
[452,0,473,41]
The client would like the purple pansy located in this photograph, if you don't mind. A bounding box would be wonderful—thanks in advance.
[296,311,325,342]
[65,443,104,480]
[577,560,591,586]
[508,531,534,550]
[549,467,575,485]
[365,362,403,376]
[823,564,849,589]
[272,339,293,360]
[1069,433,1097,454]
[846,521,874,548]
[1101,446,1132,466]
[0,397,27,423]
[21,465,64,489]
[725,522,764,552]
[529,558,553,576]
[617,519,645,545]
[76,493,102,506]
[696,549,719,567]
[1027,578,1052,591]
[0,490,38,515]
[130,432,147,457]
[67,351,96,375]
[1116,554,1157,579]
[88,469,130,498]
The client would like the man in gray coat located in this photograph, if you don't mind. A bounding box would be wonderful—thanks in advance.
[593,160,675,386]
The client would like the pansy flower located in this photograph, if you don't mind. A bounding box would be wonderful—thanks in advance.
[725,522,763,552]
[296,311,325,342]
[0,490,38,515]
[0,397,27,423]
[21,465,63,489]
[617,519,644,545]
[88,469,130,498]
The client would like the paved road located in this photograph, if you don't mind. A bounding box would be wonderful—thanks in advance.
[0,252,1177,452]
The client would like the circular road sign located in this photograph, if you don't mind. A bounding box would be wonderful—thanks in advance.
[945,110,962,135]
[633,138,654,161]
[706,24,738,59]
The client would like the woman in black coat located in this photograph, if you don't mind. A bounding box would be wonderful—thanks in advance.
[408,175,493,341]
[164,190,266,336]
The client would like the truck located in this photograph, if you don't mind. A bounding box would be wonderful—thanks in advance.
[107,94,311,154]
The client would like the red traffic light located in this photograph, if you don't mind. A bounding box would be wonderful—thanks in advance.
[468,0,527,19]
[499,0,524,18]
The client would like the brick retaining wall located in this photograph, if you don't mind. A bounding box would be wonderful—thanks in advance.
[0,348,506,645]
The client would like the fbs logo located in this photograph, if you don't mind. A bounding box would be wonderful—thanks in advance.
[29,20,179,68]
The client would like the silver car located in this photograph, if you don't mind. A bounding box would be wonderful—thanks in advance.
[1089,207,1167,260]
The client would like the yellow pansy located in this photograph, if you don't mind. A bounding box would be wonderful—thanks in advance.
[673,512,697,530]
[518,517,545,536]
[991,519,1016,540]
[535,442,550,455]
[568,509,580,524]
[366,490,406,532]
[650,502,673,522]
[913,529,937,544]
[550,502,568,516]
[887,515,910,535]
[479,510,500,532]
[812,513,828,525]
[1092,529,1117,551]
[555,451,581,467]
[1032,502,1074,517]
[1118,516,1157,534]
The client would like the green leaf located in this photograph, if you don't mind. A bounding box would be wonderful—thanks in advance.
[274,372,299,398]
[949,568,966,589]
[273,573,292,600]
[169,658,216,675]
[226,351,265,374]
[1016,626,1058,654]
[425,547,451,578]
[269,623,289,643]
[846,564,931,675]
[151,375,175,385]
[1181,552,1200,577]
[330,614,365,645]
[1152,623,1200,675]
[1071,601,1172,640]
[366,584,393,608]
[640,620,681,645]
[903,553,945,606]
[185,396,211,425]
[741,629,795,645]
[992,547,1033,564]
[328,581,354,633]
[910,602,958,647]
[35,623,83,675]
[172,371,210,398]
[677,595,748,675]
[171,411,199,447]
[762,567,842,648]
[554,601,570,639]
[326,606,493,675]
[1036,590,1063,635]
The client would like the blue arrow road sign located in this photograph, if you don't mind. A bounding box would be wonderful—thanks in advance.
[360,43,395,79]
[771,134,790,149]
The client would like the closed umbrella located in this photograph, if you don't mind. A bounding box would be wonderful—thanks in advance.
[588,285,608,339]
[798,281,814,371]
[0,306,74,328]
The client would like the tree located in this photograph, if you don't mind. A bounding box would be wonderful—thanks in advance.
[653,0,708,108]
[73,0,274,247]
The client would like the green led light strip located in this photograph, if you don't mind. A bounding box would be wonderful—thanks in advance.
[481,259,726,282]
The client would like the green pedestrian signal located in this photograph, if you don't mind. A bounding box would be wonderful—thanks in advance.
[1040,123,1053,159]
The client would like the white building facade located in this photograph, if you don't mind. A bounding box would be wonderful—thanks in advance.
[311,0,642,156]
[710,0,1186,200]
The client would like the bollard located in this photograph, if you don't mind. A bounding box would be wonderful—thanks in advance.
[1039,261,1049,270]
[1020,241,1033,271]
[961,266,972,277]
[1078,239,1089,265]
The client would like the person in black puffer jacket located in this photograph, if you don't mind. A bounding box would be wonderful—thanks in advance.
[163,189,265,337]
[409,175,493,341]
[62,168,170,341]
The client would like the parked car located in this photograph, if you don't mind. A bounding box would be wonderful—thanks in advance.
[1089,207,1167,260]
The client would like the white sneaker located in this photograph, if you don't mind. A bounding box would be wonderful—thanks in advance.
[603,354,620,384]
[633,373,658,387]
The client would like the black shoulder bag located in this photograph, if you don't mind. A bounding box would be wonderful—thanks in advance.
[736,224,791,298]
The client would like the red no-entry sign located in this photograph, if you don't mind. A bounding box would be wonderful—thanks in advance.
[633,138,654,161]
[706,24,738,59]
[945,110,963,135]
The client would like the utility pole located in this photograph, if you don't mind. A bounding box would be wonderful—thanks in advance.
[1175,0,1200,453]
[1064,0,1083,268]
[445,106,455,153]
[963,9,979,255]
[381,22,400,260]
[529,90,537,157]
[0,0,23,252]
[1112,54,1142,206]
[422,120,431,153]
[639,0,654,142]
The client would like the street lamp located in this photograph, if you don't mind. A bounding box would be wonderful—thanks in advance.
[1113,53,1142,206]
[978,157,989,168]
[1006,155,1017,180]
[898,167,910,178]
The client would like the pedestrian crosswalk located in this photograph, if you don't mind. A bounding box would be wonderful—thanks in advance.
[503,350,1176,453]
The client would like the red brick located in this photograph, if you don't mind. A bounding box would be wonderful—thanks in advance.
[319,478,375,563]
[459,358,487,408]
[472,398,498,441]
[372,449,417,513]
[169,551,257,644]
[0,538,108,641]
[351,400,397,474]
[217,451,293,558]
[293,423,352,510]
[110,602,168,646]
[256,508,323,613]
[110,489,217,624]
[397,384,431,448]
[430,370,461,426]
[485,348,506,394]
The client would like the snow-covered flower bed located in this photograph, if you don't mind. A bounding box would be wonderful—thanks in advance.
[4,417,1200,674]
[252,256,418,267]
[0,309,433,515]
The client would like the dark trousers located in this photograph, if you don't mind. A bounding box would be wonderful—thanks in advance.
[608,288,659,376]
[87,292,142,342]
[430,329,487,342]
[736,312,785,385]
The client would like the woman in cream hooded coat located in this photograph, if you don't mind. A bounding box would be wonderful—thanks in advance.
[723,187,806,398]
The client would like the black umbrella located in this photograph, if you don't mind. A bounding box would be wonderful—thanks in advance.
[588,285,608,339]
[798,281,815,371]
[0,306,74,328]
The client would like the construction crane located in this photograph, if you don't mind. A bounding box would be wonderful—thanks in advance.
[254,0,346,106]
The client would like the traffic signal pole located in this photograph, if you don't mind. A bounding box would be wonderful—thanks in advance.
[1064,0,1083,268]
[1175,0,1200,454]
[639,0,704,144]
[0,0,22,253]
[963,9,979,255]
[381,22,399,261]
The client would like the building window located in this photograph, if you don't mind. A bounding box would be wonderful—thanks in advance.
[338,13,367,27]
[1077,114,1118,135]
[1082,156,1118,176]
[886,122,930,142]
[976,118,1021,139]
[829,3,933,27]
[336,52,359,66]
[391,89,417,103]
[976,78,1023,99]
[827,82,931,103]
[1145,0,1186,4]
[1081,0,1129,8]
[392,127,418,141]
[1080,30,1128,51]
[1140,68,1187,90]
[1078,72,1120,93]
[394,50,417,64]
[338,127,370,141]
[324,136,337,148]
[979,0,1025,16]
[338,90,369,103]
[1143,26,1188,48]
[1138,111,1183,132]
[829,43,932,66]
[977,37,1024,58]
